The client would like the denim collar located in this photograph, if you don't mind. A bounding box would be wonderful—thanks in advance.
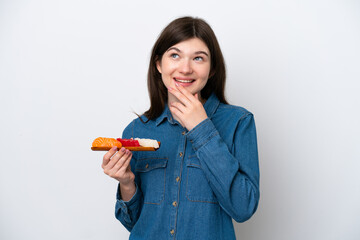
[155,93,220,126]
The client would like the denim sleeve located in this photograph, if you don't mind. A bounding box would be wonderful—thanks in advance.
[187,113,260,222]
[115,182,143,231]
[114,120,143,231]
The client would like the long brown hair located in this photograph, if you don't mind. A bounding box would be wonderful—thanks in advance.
[143,16,227,121]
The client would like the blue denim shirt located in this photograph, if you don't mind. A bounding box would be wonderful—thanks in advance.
[115,93,260,240]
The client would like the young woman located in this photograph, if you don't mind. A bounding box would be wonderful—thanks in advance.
[102,16,260,240]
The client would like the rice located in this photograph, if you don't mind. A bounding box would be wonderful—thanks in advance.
[134,138,159,148]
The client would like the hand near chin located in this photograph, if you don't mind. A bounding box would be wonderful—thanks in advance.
[168,84,208,131]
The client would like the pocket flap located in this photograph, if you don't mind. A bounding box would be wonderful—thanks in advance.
[135,158,168,172]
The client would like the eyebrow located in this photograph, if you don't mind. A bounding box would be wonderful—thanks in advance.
[167,47,209,57]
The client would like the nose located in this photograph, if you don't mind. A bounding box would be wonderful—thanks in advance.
[179,59,193,74]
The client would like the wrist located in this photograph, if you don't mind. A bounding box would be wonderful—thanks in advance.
[120,181,135,191]
[187,116,208,131]
[119,181,136,202]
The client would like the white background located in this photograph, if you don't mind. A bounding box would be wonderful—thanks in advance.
[1,0,359,239]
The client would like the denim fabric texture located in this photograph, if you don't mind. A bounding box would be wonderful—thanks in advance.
[115,93,260,240]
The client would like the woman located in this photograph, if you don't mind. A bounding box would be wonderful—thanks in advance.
[102,16,260,240]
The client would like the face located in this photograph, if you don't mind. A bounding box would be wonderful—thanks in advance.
[156,38,211,98]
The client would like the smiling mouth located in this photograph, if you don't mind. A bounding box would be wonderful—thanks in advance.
[174,78,195,83]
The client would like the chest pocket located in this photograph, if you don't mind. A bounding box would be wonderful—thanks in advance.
[186,156,218,204]
[135,158,168,205]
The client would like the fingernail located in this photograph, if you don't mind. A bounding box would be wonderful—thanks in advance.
[121,148,125,152]
[111,146,117,151]
[175,82,179,87]
[168,87,173,91]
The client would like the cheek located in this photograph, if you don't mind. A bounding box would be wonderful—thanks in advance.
[199,79,208,89]
[161,64,177,82]
[160,74,170,87]
[199,67,211,81]
[160,72,173,89]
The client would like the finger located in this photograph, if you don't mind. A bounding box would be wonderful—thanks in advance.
[170,101,187,113]
[102,146,118,168]
[175,83,198,102]
[116,151,133,175]
[169,86,191,106]
[169,104,183,117]
[194,92,199,100]
[126,151,133,172]
[106,149,131,177]
[115,149,132,170]
[105,147,126,170]
[194,93,203,104]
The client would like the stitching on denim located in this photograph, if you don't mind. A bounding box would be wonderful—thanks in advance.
[187,163,201,168]
[135,159,168,172]
[143,165,166,205]
[239,112,252,121]
[194,131,219,151]
[137,157,169,161]
[188,118,210,135]
[185,165,218,204]
[173,138,185,239]
[122,218,133,229]
[187,156,200,167]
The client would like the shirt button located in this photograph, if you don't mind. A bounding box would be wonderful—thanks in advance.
[170,229,175,235]
[176,176,180,182]
[179,152,183,157]
[145,164,149,169]
[172,201,177,207]
[182,131,186,135]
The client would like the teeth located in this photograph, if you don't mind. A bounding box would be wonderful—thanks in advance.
[175,78,193,83]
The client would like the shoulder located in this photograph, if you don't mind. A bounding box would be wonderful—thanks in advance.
[216,102,254,121]
[122,115,157,138]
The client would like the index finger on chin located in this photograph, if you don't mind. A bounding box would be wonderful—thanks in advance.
[170,85,191,106]
[175,83,197,102]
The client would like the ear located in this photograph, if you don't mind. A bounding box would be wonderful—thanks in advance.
[156,59,162,74]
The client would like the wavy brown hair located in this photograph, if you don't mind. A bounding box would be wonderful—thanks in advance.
[143,16,227,121]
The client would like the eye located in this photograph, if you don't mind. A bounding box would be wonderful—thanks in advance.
[171,53,179,59]
[194,56,203,61]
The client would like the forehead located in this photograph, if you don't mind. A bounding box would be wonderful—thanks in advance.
[168,38,210,54]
